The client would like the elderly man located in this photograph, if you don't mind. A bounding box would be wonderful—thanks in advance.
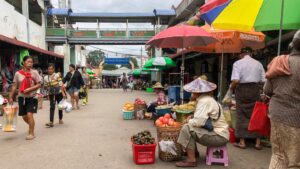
[230,47,265,150]
[264,30,300,169]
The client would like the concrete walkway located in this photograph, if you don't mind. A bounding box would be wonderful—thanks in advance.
[0,89,271,169]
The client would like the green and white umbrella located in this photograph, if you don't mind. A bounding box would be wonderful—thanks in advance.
[143,56,176,69]
[130,68,151,76]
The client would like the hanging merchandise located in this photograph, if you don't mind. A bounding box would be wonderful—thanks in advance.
[19,49,30,66]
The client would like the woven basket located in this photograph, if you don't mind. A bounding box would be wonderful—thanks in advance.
[157,125,182,161]
[134,103,147,110]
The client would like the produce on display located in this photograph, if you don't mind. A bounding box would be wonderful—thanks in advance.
[123,103,134,111]
[155,114,180,127]
[173,101,196,111]
[134,98,146,105]
[131,130,155,145]
[156,105,172,109]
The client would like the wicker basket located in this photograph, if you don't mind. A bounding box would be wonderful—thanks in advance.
[157,125,182,162]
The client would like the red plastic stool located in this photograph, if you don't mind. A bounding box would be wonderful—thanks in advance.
[206,145,229,167]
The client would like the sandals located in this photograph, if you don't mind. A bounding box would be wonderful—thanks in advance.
[175,161,197,167]
[45,123,54,128]
[233,142,247,149]
[26,135,36,140]
[59,120,64,124]
[254,145,263,150]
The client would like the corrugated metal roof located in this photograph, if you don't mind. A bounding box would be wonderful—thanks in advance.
[154,9,176,16]
[0,35,64,59]
[47,8,72,16]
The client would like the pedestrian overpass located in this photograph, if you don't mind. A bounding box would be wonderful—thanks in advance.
[46,8,176,45]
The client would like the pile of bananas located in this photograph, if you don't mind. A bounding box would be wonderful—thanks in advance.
[173,101,196,111]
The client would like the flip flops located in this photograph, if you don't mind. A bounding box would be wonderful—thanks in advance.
[175,161,197,167]
[233,142,247,149]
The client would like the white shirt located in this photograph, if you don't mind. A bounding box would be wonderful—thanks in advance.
[231,55,266,83]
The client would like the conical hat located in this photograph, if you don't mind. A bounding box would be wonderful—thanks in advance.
[183,78,217,93]
[152,82,164,89]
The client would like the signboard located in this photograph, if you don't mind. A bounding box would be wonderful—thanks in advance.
[105,58,130,65]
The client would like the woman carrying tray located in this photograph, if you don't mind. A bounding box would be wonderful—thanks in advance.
[176,78,229,167]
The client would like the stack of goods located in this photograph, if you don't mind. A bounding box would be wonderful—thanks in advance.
[123,103,134,120]
[131,130,156,165]
[134,98,147,120]
[155,114,182,161]
[173,101,196,123]
[2,105,18,132]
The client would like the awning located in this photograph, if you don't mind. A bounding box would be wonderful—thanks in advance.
[0,34,64,59]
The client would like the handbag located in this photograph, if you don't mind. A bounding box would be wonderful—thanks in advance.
[48,74,61,95]
[79,89,87,99]
[202,102,221,132]
[248,101,270,136]
[66,72,75,89]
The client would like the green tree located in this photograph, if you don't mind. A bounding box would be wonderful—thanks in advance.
[103,64,118,70]
[86,50,105,67]
[122,57,139,69]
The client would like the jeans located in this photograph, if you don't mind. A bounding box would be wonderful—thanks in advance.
[49,93,63,122]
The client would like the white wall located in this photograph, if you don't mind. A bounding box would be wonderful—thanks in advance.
[0,0,46,49]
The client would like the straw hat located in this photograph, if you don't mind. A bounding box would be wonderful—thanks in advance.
[183,78,217,93]
[152,82,164,89]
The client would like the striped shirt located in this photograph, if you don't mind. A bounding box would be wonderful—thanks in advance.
[264,53,300,128]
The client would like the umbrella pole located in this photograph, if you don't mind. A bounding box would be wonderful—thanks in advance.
[277,0,285,56]
[181,51,185,104]
[218,52,224,102]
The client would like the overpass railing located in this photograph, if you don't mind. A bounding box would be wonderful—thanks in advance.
[46,28,155,38]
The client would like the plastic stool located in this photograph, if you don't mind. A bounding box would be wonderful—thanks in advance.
[206,145,229,167]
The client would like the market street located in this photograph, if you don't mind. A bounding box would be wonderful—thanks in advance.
[0,89,271,169]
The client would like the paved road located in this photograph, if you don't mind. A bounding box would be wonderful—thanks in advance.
[0,89,271,169]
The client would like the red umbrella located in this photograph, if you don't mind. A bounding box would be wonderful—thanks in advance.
[146,25,218,103]
[147,25,217,48]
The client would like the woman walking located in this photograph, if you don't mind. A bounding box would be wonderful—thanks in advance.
[63,64,85,110]
[81,67,90,106]
[9,56,41,140]
[121,73,128,92]
[44,64,67,128]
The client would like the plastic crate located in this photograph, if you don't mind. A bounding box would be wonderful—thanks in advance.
[132,143,156,165]
[123,110,134,120]
[146,88,154,93]
[155,108,172,117]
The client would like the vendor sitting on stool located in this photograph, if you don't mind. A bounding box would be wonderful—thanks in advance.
[147,82,167,117]
[176,78,229,167]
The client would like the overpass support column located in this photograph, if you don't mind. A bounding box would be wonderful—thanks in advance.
[97,19,100,38]
[63,44,71,76]
[126,19,129,37]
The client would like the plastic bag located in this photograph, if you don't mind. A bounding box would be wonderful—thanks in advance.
[223,106,232,126]
[3,104,18,132]
[65,101,72,113]
[248,102,270,137]
[58,99,68,110]
[222,86,233,105]
[159,140,177,155]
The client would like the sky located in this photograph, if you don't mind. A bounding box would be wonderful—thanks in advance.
[51,0,182,60]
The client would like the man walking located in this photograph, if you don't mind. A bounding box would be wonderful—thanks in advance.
[230,47,265,150]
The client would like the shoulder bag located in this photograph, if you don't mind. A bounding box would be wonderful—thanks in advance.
[202,102,221,132]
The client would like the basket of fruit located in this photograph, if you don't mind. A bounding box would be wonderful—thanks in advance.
[134,98,147,110]
[131,131,156,165]
[155,114,182,161]
[155,105,172,117]
[123,103,134,120]
[173,101,196,123]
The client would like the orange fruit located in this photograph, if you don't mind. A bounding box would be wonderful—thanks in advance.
[164,114,171,119]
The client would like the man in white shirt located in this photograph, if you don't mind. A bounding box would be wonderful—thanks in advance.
[230,47,265,150]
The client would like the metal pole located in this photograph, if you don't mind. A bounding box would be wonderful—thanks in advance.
[97,19,100,38]
[181,51,185,104]
[219,52,224,102]
[126,19,129,37]
[277,0,285,56]
[140,46,143,68]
